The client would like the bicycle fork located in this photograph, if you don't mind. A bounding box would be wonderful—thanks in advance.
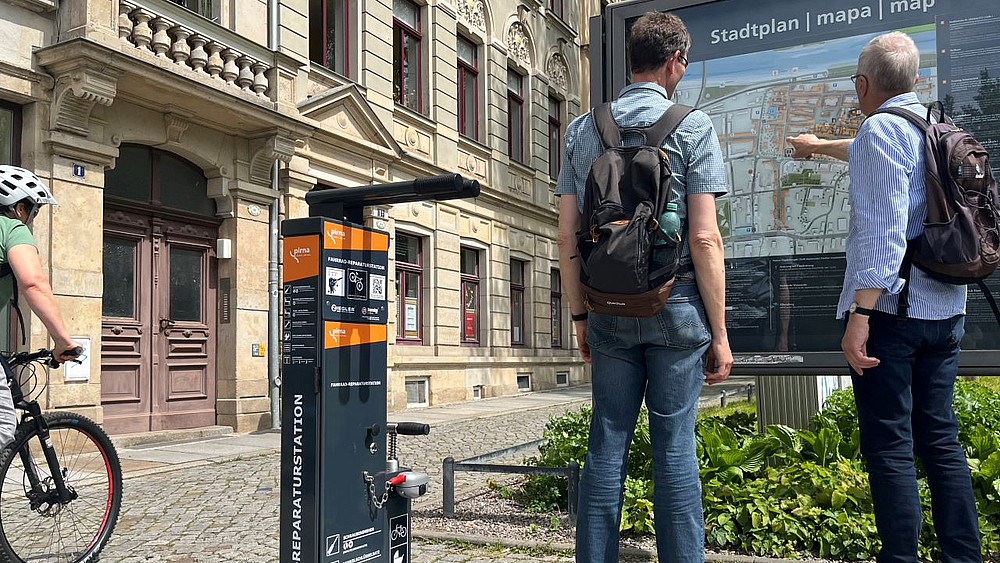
[17,404,76,508]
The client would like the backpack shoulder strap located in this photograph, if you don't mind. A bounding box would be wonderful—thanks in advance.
[593,103,622,150]
[869,106,929,133]
[642,104,694,148]
[0,262,24,346]
[978,280,1000,329]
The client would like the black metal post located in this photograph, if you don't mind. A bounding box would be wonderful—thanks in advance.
[567,461,580,526]
[720,390,727,408]
[442,457,455,517]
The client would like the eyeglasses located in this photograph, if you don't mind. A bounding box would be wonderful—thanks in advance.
[677,53,689,67]
[850,73,865,84]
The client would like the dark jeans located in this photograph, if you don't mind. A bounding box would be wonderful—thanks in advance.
[850,312,981,563]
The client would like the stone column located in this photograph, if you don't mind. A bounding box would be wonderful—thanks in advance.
[216,186,274,431]
[30,54,120,421]
[40,136,119,420]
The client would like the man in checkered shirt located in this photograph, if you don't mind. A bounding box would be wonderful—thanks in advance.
[554,12,732,563]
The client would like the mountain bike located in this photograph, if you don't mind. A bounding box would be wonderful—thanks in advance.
[0,349,122,563]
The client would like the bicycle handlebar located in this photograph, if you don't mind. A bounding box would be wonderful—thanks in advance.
[7,347,83,369]
[387,422,430,436]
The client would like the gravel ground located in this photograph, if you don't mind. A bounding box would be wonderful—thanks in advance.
[413,475,657,554]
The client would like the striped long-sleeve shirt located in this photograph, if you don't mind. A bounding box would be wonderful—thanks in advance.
[835,92,966,320]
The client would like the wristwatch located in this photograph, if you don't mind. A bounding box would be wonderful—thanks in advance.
[571,312,589,322]
[848,302,876,316]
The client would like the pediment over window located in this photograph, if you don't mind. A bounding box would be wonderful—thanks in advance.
[298,84,401,159]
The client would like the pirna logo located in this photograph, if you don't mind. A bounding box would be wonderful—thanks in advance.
[289,246,312,264]
[326,227,346,242]
[328,327,347,343]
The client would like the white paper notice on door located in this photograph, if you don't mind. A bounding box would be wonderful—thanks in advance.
[63,337,91,383]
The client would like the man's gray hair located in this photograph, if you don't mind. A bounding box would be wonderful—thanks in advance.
[857,32,920,94]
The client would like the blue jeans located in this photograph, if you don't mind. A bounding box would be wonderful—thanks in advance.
[576,281,711,563]
[850,312,981,563]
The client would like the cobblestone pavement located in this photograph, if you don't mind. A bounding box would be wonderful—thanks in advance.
[99,381,752,562]
[100,402,590,562]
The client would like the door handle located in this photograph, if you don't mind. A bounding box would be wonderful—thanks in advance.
[159,319,176,331]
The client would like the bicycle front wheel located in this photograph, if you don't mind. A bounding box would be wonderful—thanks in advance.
[0,413,122,563]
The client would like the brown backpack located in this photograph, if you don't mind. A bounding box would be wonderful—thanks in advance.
[871,102,1000,325]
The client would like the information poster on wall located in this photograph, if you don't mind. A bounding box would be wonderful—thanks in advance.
[602,0,1000,362]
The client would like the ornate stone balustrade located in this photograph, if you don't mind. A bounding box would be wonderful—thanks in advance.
[118,0,273,98]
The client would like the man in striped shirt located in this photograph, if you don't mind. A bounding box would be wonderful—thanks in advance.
[788,32,981,563]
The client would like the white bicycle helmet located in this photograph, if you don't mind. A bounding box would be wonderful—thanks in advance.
[0,165,57,209]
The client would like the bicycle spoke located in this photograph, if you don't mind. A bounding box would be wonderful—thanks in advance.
[0,419,119,563]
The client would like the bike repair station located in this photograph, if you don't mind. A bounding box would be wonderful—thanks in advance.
[279,175,481,563]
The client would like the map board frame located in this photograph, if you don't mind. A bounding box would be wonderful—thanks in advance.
[590,0,1000,375]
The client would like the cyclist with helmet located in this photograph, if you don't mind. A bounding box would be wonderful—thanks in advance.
[0,165,80,447]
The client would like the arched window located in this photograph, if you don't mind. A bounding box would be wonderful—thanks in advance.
[106,145,216,217]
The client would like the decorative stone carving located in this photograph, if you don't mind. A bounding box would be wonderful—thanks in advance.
[221,49,240,85]
[457,0,487,33]
[249,133,297,186]
[119,1,136,43]
[50,67,118,136]
[117,6,274,98]
[506,22,532,67]
[188,34,209,73]
[164,113,190,144]
[170,26,193,65]
[546,53,570,91]
[150,17,174,58]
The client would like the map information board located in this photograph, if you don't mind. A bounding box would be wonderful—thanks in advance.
[602,0,1000,361]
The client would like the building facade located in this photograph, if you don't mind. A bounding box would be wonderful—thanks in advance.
[0,0,590,434]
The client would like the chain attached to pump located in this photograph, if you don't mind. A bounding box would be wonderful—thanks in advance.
[363,472,391,510]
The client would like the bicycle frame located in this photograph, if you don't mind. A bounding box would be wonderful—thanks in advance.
[2,354,76,507]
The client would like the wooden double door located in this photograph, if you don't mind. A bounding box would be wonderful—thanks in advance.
[101,207,218,434]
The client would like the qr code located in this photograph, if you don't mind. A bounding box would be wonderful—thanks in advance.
[369,274,387,301]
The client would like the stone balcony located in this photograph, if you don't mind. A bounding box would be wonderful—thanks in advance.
[117,0,276,102]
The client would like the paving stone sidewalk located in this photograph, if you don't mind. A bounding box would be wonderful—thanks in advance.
[98,378,752,562]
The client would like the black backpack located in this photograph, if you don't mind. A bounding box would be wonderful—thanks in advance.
[870,102,1000,325]
[576,103,692,317]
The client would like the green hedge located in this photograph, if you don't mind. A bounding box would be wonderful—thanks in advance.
[520,381,1000,561]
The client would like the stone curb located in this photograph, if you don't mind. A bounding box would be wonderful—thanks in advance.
[112,425,234,449]
[413,530,819,563]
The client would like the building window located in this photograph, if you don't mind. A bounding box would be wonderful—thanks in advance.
[510,259,526,346]
[310,0,349,75]
[393,0,422,112]
[395,233,423,343]
[549,0,564,20]
[507,68,525,163]
[0,102,20,167]
[517,373,532,392]
[405,377,429,407]
[548,96,562,178]
[457,36,479,141]
[556,372,569,387]
[169,0,215,19]
[551,269,562,348]
[461,247,480,344]
[473,385,483,400]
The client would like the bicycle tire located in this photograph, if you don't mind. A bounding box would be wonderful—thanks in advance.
[0,413,122,563]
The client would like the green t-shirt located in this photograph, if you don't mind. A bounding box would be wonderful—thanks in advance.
[0,216,36,305]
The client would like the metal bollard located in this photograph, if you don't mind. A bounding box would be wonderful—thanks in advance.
[442,457,455,517]
[720,390,728,408]
[567,461,580,526]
